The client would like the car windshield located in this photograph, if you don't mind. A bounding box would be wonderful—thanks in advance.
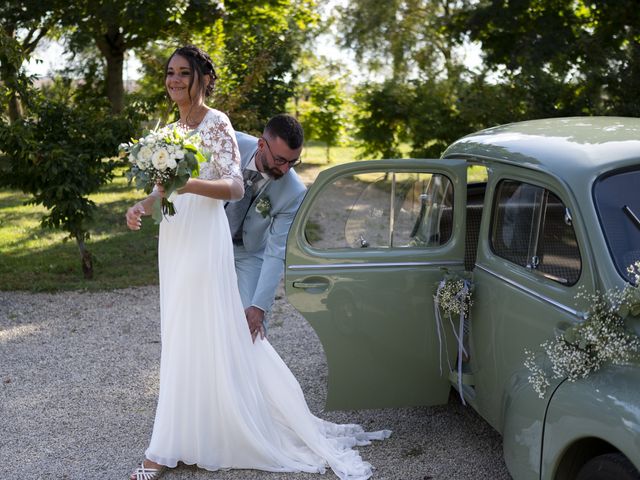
[593,167,640,283]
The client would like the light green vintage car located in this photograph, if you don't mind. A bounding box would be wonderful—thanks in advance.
[284,117,640,480]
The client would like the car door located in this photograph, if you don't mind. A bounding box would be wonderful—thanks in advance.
[470,167,595,433]
[285,159,467,410]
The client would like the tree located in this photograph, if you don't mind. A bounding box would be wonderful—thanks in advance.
[0,0,65,122]
[130,1,322,133]
[209,0,321,132]
[462,0,640,116]
[352,80,412,159]
[0,94,138,279]
[336,1,489,158]
[337,0,474,81]
[298,74,347,161]
[63,0,224,114]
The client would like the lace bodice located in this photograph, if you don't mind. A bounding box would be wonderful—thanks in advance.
[195,109,242,184]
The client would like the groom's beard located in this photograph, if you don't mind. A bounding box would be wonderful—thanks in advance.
[259,152,284,180]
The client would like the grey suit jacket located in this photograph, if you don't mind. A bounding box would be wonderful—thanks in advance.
[233,131,307,310]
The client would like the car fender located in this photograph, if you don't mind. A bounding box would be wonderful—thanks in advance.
[501,365,561,480]
[540,364,640,479]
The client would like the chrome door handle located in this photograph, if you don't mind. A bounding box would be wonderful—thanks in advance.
[293,281,328,289]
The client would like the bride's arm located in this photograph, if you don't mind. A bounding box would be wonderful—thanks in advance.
[179,109,244,201]
[180,176,243,201]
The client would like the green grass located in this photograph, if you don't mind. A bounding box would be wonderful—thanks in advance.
[0,145,488,292]
[300,141,362,165]
[0,169,159,292]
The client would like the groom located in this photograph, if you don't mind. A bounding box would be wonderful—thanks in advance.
[227,114,306,341]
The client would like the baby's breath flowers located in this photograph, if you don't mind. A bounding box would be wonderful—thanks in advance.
[434,270,473,404]
[120,125,209,223]
[435,277,473,318]
[525,261,640,398]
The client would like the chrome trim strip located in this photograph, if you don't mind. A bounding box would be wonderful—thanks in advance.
[288,260,463,270]
[476,264,582,317]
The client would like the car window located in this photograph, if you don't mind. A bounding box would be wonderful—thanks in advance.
[304,171,454,249]
[593,168,640,283]
[491,180,581,285]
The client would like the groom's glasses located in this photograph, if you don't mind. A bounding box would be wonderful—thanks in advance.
[261,137,301,167]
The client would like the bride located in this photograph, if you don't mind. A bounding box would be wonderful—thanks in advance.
[125,45,390,480]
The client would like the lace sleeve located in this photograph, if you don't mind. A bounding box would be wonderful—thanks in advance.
[197,110,242,184]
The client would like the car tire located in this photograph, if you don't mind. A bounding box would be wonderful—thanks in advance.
[576,453,640,480]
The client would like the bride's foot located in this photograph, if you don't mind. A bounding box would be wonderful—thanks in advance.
[129,459,166,480]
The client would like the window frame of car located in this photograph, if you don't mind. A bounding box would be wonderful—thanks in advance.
[489,178,583,286]
[592,165,640,284]
[301,167,458,252]
[480,165,597,305]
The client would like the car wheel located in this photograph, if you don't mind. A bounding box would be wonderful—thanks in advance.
[576,453,640,480]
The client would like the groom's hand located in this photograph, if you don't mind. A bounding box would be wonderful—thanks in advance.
[245,306,266,342]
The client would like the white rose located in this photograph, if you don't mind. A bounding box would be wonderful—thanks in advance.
[175,149,185,159]
[137,145,153,168]
[152,148,170,170]
[166,155,177,170]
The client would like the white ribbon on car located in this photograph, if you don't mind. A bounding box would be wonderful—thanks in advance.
[433,278,470,406]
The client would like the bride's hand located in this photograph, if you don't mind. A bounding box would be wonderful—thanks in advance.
[126,203,145,230]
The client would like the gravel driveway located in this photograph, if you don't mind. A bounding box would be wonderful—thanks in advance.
[0,285,510,480]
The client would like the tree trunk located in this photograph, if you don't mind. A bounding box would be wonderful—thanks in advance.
[1,62,24,122]
[95,26,126,114]
[8,91,23,122]
[105,52,125,114]
[0,25,23,123]
[1,23,51,122]
[75,234,94,280]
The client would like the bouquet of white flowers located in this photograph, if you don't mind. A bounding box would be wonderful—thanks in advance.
[120,125,209,223]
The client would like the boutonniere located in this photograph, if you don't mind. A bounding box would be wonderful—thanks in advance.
[255,196,272,218]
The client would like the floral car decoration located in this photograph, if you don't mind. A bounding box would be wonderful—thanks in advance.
[525,261,640,398]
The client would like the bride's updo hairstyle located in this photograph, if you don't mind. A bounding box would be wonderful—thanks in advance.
[165,45,218,101]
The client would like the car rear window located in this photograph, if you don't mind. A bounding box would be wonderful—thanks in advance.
[594,168,640,283]
[491,180,582,285]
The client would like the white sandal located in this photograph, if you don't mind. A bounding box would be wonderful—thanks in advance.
[129,461,166,480]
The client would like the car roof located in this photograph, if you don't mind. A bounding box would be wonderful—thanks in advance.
[442,117,640,182]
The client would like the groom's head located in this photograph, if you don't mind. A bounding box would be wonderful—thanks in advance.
[257,114,304,180]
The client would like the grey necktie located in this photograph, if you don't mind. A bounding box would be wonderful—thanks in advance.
[226,169,262,242]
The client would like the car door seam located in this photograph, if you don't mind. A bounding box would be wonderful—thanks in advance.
[475,264,583,317]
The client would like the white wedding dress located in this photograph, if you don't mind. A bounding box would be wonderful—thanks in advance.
[145,109,390,479]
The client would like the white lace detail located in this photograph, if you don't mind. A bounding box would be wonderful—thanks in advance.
[195,109,242,184]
